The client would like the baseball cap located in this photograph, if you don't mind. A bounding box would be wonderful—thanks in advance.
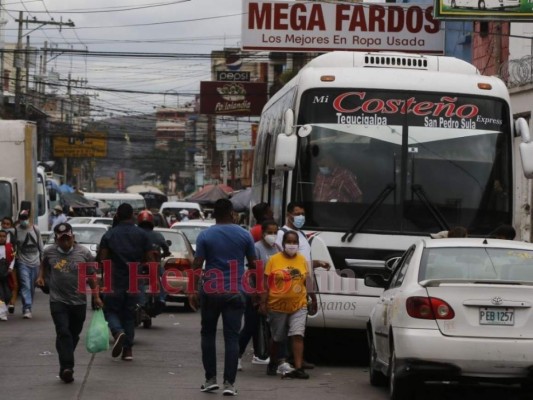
[54,204,63,212]
[18,209,29,220]
[54,222,73,238]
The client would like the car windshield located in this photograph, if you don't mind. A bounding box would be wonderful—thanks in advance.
[294,89,512,236]
[47,227,107,245]
[420,247,533,281]
[158,231,189,253]
[173,226,209,245]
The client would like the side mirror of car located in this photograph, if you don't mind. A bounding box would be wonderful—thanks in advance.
[365,274,387,288]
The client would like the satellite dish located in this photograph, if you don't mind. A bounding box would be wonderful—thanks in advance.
[298,124,313,138]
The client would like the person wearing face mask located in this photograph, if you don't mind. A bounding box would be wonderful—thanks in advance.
[259,230,317,379]
[275,202,330,271]
[36,223,103,384]
[14,209,43,319]
[249,202,274,242]
[50,204,68,230]
[2,216,18,314]
[313,153,362,203]
[237,220,279,371]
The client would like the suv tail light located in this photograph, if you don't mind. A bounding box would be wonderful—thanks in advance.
[164,258,191,271]
[406,296,455,320]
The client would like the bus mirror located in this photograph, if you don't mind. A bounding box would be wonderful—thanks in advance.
[283,109,294,136]
[517,118,533,178]
[516,117,530,142]
[274,133,297,170]
[298,124,312,137]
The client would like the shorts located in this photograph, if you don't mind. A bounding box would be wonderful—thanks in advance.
[267,307,307,342]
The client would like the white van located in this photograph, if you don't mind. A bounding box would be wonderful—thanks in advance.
[160,201,202,220]
[83,192,147,214]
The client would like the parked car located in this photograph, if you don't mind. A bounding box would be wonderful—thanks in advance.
[366,238,533,399]
[45,223,110,257]
[170,220,215,251]
[67,217,113,226]
[154,228,195,310]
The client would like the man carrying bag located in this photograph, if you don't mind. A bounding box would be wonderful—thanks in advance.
[37,223,103,383]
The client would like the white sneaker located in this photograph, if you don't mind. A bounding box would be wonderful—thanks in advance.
[0,316,7,321]
[237,358,243,371]
[277,362,295,375]
[251,355,270,365]
[23,311,32,319]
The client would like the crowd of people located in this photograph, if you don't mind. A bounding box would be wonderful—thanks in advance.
[0,200,522,395]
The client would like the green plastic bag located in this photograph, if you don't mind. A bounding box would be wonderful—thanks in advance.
[85,309,110,353]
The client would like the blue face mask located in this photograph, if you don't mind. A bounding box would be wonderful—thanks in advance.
[19,220,29,229]
[293,215,305,229]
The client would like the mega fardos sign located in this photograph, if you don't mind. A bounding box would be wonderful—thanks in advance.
[242,0,444,53]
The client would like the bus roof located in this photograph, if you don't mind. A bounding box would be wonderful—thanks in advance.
[301,51,479,75]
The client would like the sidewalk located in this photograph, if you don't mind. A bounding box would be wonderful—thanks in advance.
[0,292,364,400]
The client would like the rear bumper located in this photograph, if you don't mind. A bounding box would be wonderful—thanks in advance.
[394,327,533,379]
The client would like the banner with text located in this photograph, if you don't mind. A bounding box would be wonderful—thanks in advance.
[434,0,533,21]
[242,0,445,54]
[200,81,267,116]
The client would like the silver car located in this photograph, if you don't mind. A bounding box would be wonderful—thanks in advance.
[45,223,109,257]
[366,238,533,399]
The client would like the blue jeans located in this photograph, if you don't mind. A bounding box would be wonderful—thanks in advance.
[17,262,39,313]
[103,288,139,349]
[200,291,245,385]
[50,302,86,373]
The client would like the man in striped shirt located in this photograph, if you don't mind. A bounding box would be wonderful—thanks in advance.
[313,154,363,203]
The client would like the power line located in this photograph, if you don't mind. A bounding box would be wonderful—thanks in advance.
[3,0,191,14]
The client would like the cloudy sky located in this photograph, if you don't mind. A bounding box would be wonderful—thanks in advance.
[2,0,245,115]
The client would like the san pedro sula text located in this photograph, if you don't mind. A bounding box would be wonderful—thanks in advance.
[73,261,358,295]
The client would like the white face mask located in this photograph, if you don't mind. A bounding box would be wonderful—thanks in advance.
[293,215,305,229]
[319,166,331,175]
[264,234,276,247]
[284,244,299,256]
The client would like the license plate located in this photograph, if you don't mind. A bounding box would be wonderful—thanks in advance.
[479,307,514,326]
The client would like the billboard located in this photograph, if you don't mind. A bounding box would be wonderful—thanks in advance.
[434,0,533,20]
[200,81,267,116]
[242,0,445,54]
[53,132,107,158]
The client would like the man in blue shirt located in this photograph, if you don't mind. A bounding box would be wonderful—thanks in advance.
[189,199,256,396]
[98,203,153,361]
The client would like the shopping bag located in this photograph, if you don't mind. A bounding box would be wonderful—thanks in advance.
[255,314,271,360]
[85,309,110,353]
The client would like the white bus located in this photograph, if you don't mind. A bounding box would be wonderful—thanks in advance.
[83,192,147,214]
[448,0,520,10]
[252,51,533,342]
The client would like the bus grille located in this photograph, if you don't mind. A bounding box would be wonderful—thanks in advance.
[364,55,428,69]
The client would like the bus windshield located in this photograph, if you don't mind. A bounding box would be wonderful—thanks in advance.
[295,89,512,236]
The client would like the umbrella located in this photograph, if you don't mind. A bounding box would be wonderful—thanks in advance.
[186,184,229,205]
[126,184,165,195]
[200,184,233,194]
[59,184,75,193]
[230,188,252,212]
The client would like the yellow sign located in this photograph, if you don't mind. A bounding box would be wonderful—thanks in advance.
[53,132,107,158]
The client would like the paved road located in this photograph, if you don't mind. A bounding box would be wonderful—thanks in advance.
[0,293,530,400]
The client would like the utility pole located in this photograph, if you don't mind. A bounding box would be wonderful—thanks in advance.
[14,11,23,117]
[14,13,75,118]
[0,0,6,117]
